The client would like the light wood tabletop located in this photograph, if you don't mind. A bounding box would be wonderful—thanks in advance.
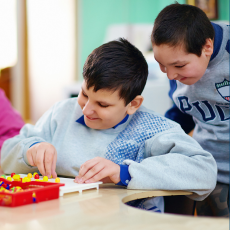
[0,184,228,230]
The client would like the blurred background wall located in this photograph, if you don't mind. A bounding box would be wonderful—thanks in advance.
[0,0,229,124]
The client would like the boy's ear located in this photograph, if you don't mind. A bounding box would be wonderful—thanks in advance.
[127,95,144,115]
[203,38,214,56]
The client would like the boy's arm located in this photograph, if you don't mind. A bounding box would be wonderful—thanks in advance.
[165,79,195,133]
[123,127,217,201]
[165,103,195,134]
[1,106,55,174]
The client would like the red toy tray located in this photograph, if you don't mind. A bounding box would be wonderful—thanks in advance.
[0,178,64,207]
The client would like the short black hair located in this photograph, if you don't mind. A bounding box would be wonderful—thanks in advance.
[151,3,214,56]
[83,38,148,105]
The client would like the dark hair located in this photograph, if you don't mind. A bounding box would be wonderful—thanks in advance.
[151,3,214,56]
[83,38,148,105]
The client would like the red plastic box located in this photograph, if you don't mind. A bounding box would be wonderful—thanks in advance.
[0,178,64,207]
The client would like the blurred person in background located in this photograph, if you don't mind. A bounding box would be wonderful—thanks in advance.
[0,88,25,173]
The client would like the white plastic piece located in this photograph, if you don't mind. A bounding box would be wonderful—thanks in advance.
[57,178,102,196]
[19,174,102,196]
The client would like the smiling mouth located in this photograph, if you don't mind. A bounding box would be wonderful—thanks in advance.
[85,116,99,121]
[179,77,187,81]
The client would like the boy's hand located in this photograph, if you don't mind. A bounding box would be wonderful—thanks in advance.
[26,142,57,178]
[74,157,120,184]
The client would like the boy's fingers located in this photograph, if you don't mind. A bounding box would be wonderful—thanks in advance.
[35,148,46,176]
[79,159,99,177]
[44,149,55,178]
[51,152,57,178]
[79,163,104,183]
[85,168,109,183]
[86,163,120,184]
[74,176,80,183]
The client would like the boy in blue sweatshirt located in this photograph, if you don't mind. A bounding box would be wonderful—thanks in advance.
[151,3,229,216]
[1,38,217,212]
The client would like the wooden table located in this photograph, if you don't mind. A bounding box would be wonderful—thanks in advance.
[0,184,228,230]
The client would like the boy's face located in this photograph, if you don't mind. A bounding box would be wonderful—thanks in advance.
[152,42,212,85]
[77,81,129,130]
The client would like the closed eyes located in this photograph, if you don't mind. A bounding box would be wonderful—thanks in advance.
[175,64,186,68]
[98,103,109,108]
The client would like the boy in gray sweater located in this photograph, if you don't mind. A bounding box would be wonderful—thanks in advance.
[1,38,217,212]
[151,3,229,216]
